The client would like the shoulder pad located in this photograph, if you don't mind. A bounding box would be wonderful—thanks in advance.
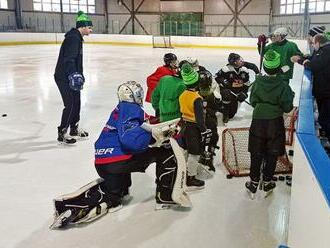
[221,65,236,73]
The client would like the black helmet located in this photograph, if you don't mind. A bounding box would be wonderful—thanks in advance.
[198,70,213,96]
[164,53,177,66]
[228,53,242,65]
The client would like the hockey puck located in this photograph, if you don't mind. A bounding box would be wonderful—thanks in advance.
[286,180,292,187]
[2,114,7,117]
[272,176,278,181]
[286,175,292,181]
[278,176,285,181]
[288,150,294,156]
[226,174,233,179]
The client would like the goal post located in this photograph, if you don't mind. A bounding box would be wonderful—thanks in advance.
[152,35,173,49]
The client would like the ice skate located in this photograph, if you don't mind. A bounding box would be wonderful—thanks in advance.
[262,181,276,198]
[245,180,259,200]
[57,128,76,145]
[74,202,123,224]
[186,176,205,191]
[70,125,89,139]
[155,194,180,210]
[50,207,84,229]
[155,192,191,210]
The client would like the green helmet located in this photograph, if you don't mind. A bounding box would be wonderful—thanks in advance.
[181,63,199,86]
[263,50,281,75]
[263,50,280,69]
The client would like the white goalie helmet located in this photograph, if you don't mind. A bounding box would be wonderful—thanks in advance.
[273,27,288,38]
[117,81,144,106]
[186,57,199,70]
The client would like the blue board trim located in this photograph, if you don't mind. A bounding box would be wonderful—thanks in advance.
[296,69,330,207]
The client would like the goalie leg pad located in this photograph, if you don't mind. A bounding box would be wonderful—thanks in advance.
[155,138,192,208]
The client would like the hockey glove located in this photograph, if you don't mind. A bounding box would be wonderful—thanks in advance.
[221,88,232,102]
[257,34,268,46]
[68,72,84,91]
[236,92,248,102]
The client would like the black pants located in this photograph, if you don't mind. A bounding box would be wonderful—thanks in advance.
[249,153,277,182]
[95,147,173,205]
[248,117,285,182]
[181,122,203,155]
[220,88,241,119]
[317,98,330,140]
[56,80,81,130]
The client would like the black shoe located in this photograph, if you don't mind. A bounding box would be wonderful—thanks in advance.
[70,126,89,138]
[245,180,259,199]
[186,176,205,191]
[57,128,76,144]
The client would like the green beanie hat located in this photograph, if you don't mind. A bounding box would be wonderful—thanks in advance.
[325,32,330,41]
[181,63,199,86]
[76,11,93,28]
[263,50,281,70]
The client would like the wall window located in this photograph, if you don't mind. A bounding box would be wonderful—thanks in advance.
[280,0,330,14]
[0,0,8,9]
[33,0,95,13]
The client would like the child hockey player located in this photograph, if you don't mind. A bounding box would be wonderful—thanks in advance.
[145,53,178,103]
[245,50,294,199]
[50,81,191,228]
[215,53,259,123]
[151,64,186,122]
[198,69,223,174]
[179,63,212,189]
[258,27,303,84]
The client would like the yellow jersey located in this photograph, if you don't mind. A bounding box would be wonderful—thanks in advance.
[179,90,202,123]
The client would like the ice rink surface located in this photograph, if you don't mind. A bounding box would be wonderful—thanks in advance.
[0,44,303,248]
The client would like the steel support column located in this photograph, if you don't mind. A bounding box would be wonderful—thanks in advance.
[222,0,254,37]
[303,0,310,37]
[14,0,23,29]
[60,0,64,32]
[119,0,149,35]
[104,0,109,33]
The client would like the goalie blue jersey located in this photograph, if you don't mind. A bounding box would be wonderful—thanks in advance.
[94,102,152,165]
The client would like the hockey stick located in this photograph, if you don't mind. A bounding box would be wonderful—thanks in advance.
[259,42,264,72]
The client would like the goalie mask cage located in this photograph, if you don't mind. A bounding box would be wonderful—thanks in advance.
[152,36,173,49]
[222,107,298,177]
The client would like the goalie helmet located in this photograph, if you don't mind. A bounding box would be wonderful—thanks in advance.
[187,57,199,71]
[117,81,144,106]
[163,53,178,68]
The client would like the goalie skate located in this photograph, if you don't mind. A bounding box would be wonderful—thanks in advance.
[50,178,111,229]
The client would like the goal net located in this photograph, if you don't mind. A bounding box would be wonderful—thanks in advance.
[152,36,173,48]
[222,107,298,177]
